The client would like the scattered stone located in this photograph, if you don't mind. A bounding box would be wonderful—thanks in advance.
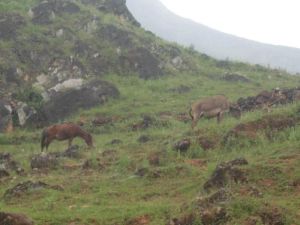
[62,145,81,159]
[137,135,151,143]
[3,181,62,200]
[259,206,285,225]
[0,212,34,225]
[30,153,59,170]
[239,186,263,198]
[173,139,191,153]
[235,87,300,112]
[92,115,112,126]
[135,168,148,177]
[201,207,228,225]
[198,135,219,151]
[0,152,24,175]
[110,139,123,145]
[196,188,231,209]
[203,158,248,191]
[227,157,249,167]
[0,169,10,179]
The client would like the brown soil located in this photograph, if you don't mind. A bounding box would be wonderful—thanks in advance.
[224,114,300,142]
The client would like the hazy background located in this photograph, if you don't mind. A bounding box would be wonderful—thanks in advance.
[160,0,300,49]
[127,0,300,73]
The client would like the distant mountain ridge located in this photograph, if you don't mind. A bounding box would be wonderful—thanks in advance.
[126,0,300,74]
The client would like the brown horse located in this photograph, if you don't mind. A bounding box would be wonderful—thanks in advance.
[189,95,241,129]
[41,123,93,152]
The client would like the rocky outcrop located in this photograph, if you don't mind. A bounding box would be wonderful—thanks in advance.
[120,47,163,79]
[98,25,135,48]
[30,0,80,24]
[38,80,119,123]
[0,13,25,40]
[237,87,300,112]
[79,0,140,26]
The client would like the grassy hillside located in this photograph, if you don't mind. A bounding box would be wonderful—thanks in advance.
[1,72,300,225]
[1,0,300,225]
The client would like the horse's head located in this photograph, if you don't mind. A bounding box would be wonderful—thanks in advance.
[84,133,94,148]
[229,104,241,119]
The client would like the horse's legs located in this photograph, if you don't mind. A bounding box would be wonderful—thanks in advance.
[192,112,203,129]
[217,112,224,123]
[68,138,73,148]
[45,137,53,152]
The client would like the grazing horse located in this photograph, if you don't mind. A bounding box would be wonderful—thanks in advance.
[41,123,93,152]
[189,95,241,129]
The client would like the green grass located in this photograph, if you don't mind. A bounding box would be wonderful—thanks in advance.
[1,72,300,224]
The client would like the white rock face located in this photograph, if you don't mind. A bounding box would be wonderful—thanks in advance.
[171,56,183,68]
[16,102,36,126]
[56,28,64,37]
[36,74,49,86]
[49,78,84,93]
[28,9,34,18]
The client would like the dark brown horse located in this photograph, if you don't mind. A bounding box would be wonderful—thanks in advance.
[41,123,93,152]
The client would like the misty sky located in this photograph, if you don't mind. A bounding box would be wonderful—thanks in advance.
[160,0,300,49]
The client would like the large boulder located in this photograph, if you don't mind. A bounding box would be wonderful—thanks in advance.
[39,80,119,123]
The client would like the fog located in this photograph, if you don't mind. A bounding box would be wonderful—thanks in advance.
[160,0,300,48]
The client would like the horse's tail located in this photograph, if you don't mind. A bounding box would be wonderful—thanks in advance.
[189,108,194,121]
[41,129,47,152]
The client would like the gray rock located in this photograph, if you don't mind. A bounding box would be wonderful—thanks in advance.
[0,13,25,40]
[31,0,80,24]
[31,153,59,170]
[39,80,119,123]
